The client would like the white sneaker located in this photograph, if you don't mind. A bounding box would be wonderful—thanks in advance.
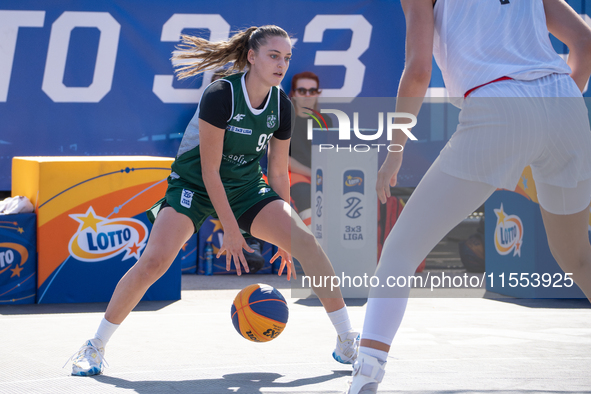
[333,331,360,364]
[68,339,107,376]
[344,353,386,394]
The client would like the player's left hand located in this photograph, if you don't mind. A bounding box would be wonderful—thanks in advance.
[271,248,296,281]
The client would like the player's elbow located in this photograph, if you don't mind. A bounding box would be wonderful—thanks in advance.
[403,62,432,85]
[267,169,289,183]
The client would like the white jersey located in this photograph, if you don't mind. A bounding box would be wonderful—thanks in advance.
[433,0,571,99]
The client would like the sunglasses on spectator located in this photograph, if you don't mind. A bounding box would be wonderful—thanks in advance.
[294,87,321,96]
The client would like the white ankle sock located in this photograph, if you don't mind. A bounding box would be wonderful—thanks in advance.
[93,317,120,347]
[359,346,388,363]
[327,306,353,336]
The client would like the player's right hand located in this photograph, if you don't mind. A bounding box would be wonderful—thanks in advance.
[217,227,254,276]
[376,151,403,204]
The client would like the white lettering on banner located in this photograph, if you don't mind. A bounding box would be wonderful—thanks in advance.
[153,14,230,103]
[303,15,372,98]
[42,12,120,102]
[0,250,15,268]
[0,11,45,102]
[314,110,418,141]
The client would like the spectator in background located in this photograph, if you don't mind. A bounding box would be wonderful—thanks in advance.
[289,71,332,228]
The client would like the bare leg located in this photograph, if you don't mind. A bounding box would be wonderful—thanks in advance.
[249,199,345,313]
[105,207,194,324]
[540,205,591,301]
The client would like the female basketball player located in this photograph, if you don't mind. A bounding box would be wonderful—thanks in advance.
[68,25,359,376]
[346,1,591,393]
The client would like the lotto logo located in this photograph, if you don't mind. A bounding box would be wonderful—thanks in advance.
[68,207,148,262]
[493,204,524,257]
[181,189,194,209]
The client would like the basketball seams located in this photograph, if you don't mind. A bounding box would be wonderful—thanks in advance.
[240,305,267,342]
[243,300,288,326]
[237,284,270,342]
[232,299,288,325]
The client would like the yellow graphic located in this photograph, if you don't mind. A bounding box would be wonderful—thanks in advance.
[345,175,363,187]
[210,219,224,233]
[206,219,225,255]
[10,264,23,278]
[70,209,103,233]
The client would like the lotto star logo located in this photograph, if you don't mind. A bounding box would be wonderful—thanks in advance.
[68,207,148,262]
[493,204,524,257]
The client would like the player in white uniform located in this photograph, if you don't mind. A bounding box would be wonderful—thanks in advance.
[345,1,591,393]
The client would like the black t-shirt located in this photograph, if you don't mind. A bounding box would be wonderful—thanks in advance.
[198,80,292,140]
[289,113,333,168]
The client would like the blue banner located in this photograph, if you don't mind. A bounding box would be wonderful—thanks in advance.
[1,0,589,190]
[0,213,36,304]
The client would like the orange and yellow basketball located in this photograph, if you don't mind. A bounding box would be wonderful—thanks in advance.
[231,284,289,342]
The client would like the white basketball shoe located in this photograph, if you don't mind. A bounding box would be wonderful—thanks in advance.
[343,352,386,394]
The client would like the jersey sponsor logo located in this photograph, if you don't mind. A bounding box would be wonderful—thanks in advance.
[493,204,523,257]
[181,189,194,209]
[258,187,271,194]
[227,125,252,135]
[233,114,246,122]
[68,207,148,262]
[267,115,276,128]
[223,154,247,165]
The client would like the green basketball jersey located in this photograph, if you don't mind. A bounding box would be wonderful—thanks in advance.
[171,73,281,191]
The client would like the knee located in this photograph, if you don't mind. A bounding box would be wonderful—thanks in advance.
[548,242,591,275]
[566,254,591,275]
[136,253,172,283]
[293,232,320,260]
